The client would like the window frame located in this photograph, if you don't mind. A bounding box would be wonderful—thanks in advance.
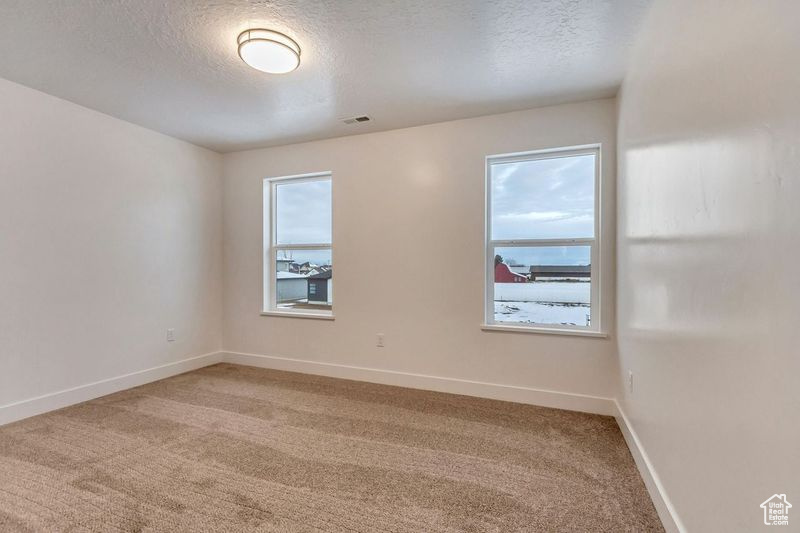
[262,171,334,319]
[484,145,603,336]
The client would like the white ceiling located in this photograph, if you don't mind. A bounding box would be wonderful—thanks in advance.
[0,0,651,152]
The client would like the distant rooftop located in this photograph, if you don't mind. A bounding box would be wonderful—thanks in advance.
[277,271,307,279]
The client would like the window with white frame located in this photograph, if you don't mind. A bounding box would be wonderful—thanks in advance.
[264,172,332,316]
[486,146,600,332]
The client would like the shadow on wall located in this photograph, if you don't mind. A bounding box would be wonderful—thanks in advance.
[616,0,800,531]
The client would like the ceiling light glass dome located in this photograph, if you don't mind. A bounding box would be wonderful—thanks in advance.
[237,29,300,74]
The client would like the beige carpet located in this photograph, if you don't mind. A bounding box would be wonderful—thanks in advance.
[0,363,663,532]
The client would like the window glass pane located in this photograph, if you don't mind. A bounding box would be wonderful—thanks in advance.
[490,154,595,240]
[275,249,332,311]
[493,246,590,327]
[276,179,332,245]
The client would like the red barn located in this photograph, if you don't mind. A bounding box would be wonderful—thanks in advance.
[495,263,528,283]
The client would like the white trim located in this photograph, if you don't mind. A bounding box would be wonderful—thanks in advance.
[265,171,331,183]
[260,311,335,320]
[481,324,607,338]
[263,172,333,316]
[490,238,595,247]
[274,243,331,250]
[614,400,686,533]
[0,349,671,533]
[0,351,224,427]
[221,351,616,416]
[0,352,671,533]
[484,144,603,334]
[487,144,601,163]
[0,349,616,425]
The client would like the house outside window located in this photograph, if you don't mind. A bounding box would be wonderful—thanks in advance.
[485,146,602,334]
[263,172,333,317]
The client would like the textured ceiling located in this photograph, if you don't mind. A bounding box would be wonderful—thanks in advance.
[0,0,652,152]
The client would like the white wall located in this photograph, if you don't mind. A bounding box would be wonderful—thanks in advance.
[0,78,223,409]
[223,99,618,404]
[617,1,800,531]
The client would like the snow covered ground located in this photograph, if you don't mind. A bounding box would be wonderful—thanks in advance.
[494,282,590,326]
[494,281,589,303]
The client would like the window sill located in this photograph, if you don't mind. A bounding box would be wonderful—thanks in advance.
[261,311,335,320]
[480,324,607,338]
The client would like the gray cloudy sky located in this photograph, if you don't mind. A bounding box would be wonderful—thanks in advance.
[275,179,332,265]
[272,154,594,267]
[491,154,594,266]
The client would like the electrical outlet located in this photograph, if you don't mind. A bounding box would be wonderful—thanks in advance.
[166,328,175,342]
[628,371,634,393]
[376,333,384,348]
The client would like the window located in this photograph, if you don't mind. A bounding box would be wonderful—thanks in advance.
[485,146,601,333]
[264,172,332,317]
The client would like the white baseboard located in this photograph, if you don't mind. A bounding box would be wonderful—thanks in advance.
[614,400,685,533]
[0,351,224,426]
[1,349,615,424]
[221,351,617,416]
[224,352,674,530]
[0,349,675,532]
[0,352,686,533]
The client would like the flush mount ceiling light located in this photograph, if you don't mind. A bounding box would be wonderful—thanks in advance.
[237,29,300,74]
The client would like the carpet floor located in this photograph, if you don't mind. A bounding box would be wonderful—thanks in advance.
[0,363,663,532]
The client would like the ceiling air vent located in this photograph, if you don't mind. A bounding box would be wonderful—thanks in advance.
[341,115,371,125]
